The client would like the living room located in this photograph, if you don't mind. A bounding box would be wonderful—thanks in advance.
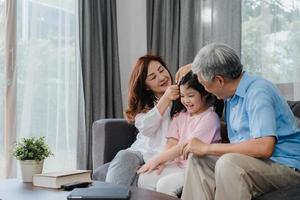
[0,0,300,200]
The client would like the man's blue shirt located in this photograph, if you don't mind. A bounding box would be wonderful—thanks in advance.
[225,72,300,169]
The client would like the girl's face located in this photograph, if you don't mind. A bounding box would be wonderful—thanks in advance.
[145,61,172,97]
[180,85,206,116]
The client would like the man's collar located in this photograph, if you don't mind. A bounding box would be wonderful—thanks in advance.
[234,71,254,98]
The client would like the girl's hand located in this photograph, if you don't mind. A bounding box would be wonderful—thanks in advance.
[162,85,179,102]
[137,159,160,174]
[156,163,166,175]
[137,163,151,174]
[175,63,192,83]
[183,138,209,159]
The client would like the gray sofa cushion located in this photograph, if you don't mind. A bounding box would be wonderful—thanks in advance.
[92,162,110,181]
[287,100,300,128]
[295,117,300,129]
[287,100,300,118]
[92,119,137,170]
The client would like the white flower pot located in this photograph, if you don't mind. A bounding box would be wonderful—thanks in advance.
[20,160,44,182]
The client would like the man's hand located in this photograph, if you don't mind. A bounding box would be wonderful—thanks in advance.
[183,138,209,159]
[175,63,192,83]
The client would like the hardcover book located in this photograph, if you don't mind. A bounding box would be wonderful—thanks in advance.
[33,170,92,189]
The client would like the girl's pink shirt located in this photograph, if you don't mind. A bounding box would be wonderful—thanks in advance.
[166,107,221,167]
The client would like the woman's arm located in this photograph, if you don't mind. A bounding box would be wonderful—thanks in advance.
[135,85,179,136]
[134,107,163,136]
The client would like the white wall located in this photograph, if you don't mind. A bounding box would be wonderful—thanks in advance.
[117,0,147,110]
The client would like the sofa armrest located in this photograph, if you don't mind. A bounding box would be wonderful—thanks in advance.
[92,119,138,170]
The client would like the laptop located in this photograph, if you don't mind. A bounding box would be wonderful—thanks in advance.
[67,184,130,200]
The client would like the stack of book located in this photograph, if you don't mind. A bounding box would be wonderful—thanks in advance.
[33,170,92,189]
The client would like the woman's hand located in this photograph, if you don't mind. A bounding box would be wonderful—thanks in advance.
[175,63,192,83]
[183,138,209,159]
[156,84,179,116]
[162,85,180,102]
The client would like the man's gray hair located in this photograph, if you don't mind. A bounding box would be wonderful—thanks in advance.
[192,43,243,82]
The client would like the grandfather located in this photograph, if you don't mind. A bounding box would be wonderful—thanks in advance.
[180,43,300,200]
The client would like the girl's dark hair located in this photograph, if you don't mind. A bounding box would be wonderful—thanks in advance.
[125,54,173,123]
[170,71,224,118]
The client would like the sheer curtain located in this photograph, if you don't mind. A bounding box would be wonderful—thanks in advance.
[242,0,300,100]
[0,0,5,179]
[1,0,84,179]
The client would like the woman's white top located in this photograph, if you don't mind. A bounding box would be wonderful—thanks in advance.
[127,106,171,162]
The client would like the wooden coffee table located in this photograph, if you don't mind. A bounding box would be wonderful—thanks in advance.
[0,179,179,200]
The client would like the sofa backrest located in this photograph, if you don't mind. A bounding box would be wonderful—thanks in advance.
[221,100,300,143]
[287,101,300,128]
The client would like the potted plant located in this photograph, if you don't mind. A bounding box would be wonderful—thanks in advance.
[13,136,53,182]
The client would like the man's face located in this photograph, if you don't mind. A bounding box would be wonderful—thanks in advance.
[197,73,228,100]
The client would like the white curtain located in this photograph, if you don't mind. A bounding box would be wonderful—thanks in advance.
[242,0,300,100]
[0,0,4,179]
[0,0,84,179]
[2,0,17,179]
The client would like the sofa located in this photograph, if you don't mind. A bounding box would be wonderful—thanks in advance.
[92,101,300,199]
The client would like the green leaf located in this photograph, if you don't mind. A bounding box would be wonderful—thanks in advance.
[12,136,54,161]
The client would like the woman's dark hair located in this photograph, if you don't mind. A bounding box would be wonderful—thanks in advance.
[125,54,173,123]
[170,71,224,118]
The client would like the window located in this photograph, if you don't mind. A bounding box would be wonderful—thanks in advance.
[242,0,300,100]
[14,0,81,173]
[0,0,83,179]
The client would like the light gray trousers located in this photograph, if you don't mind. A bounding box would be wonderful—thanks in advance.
[138,162,184,197]
[105,150,144,186]
[181,153,300,200]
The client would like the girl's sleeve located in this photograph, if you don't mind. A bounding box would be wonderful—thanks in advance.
[134,106,163,137]
[166,115,180,140]
[190,112,221,144]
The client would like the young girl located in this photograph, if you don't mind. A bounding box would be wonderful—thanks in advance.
[137,71,222,197]
[103,54,179,186]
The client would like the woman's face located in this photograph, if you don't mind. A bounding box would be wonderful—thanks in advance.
[180,85,206,116]
[145,61,172,97]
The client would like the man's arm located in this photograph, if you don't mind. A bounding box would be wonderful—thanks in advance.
[183,136,276,159]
